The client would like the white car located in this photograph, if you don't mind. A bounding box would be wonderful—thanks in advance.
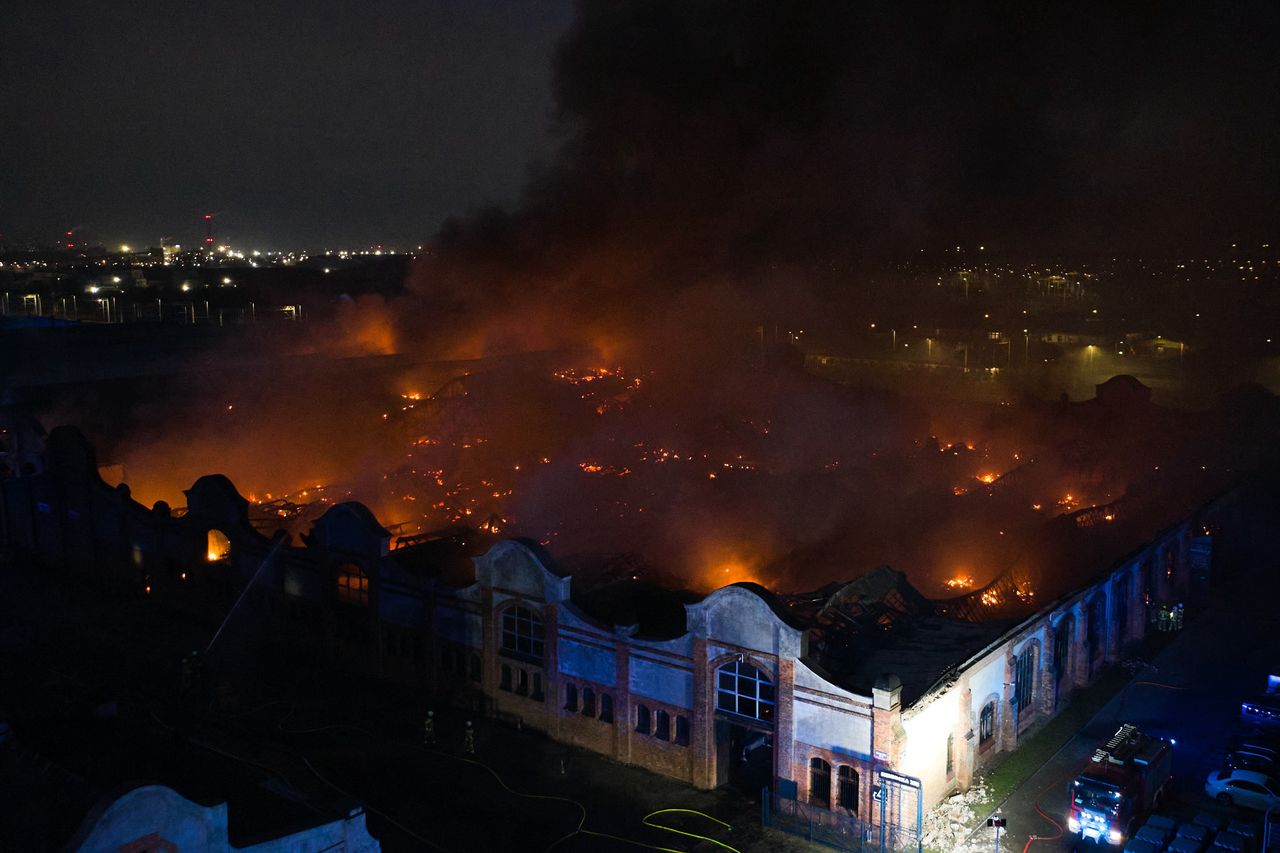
[1204,768,1280,810]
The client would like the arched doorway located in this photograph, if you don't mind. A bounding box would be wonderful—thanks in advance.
[713,658,775,795]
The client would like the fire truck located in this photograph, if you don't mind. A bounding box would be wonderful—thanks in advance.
[1067,724,1173,846]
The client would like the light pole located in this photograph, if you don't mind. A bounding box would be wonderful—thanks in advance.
[988,814,1006,852]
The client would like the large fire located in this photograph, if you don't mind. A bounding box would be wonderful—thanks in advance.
[106,335,1240,606]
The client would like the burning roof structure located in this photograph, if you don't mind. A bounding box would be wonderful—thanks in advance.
[96,349,1271,618]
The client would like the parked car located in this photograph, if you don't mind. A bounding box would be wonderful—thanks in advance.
[1224,749,1276,775]
[1229,734,1280,761]
[1204,768,1280,810]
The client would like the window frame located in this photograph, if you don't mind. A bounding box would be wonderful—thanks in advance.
[336,562,369,606]
[500,604,545,664]
[715,659,776,723]
[635,703,651,734]
[809,757,832,806]
[979,701,996,745]
[1015,644,1036,711]
[837,765,858,812]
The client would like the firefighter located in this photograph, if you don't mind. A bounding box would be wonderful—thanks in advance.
[463,720,475,754]
[423,710,436,746]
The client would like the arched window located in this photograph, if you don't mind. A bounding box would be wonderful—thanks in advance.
[979,701,996,744]
[1053,615,1073,685]
[675,715,689,746]
[564,683,578,712]
[636,704,651,734]
[1014,643,1036,710]
[599,693,614,723]
[1087,594,1106,664]
[716,660,775,722]
[809,758,831,806]
[837,766,859,811]
[1114,576,1129,644]
[582,687,596,718]
[500,605,544,663]
[337,563,369,606]
[655,709,671,740]
[206,529,231,562]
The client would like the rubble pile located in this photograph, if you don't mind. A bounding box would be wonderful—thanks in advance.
[921,781,991,851]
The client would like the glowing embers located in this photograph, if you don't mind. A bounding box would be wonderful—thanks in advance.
[977,472,999,485]
[551,366,643,415]
[577,461,632,477]
[946,576,975,590]
[980,588,1002,607]
[206,528,231,562]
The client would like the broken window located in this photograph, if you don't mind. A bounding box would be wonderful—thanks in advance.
[206,529,231,562]
[655,709,670,740]
[979,701,995,744]
[336,563,369,606]
[582,687,596,718]
[599,693,614,723]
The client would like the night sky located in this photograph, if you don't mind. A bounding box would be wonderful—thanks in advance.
[2,1,1277,255]
[1,0,574,249]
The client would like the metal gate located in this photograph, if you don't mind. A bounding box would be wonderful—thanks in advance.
[876,770,923,853]
[763,787,873,852]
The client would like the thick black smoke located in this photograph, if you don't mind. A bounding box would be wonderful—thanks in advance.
[410,0,1280,350]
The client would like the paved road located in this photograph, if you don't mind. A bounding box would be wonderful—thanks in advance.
[974,547,1280,852]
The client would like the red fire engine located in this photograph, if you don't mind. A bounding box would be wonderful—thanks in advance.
[1067,724,1173,846]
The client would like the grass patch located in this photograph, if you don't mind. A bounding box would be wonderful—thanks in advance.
[977,630,1179,811]
[978,667,1131,808]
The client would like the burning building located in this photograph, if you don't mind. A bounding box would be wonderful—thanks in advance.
[0,414,1240,824]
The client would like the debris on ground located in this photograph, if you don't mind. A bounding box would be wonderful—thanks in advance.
[922,780,993,851]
